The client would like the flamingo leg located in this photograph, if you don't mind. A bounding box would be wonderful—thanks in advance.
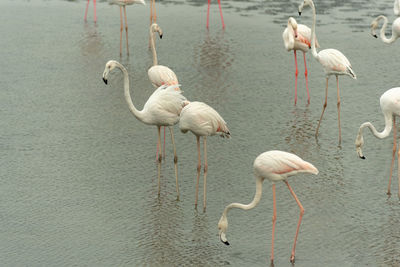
[153,0,157,23]
[389,116,396,196]
[270,184,277,264]
[303,52,310,104]
[157,126,162,197]
[119,7,123,56]
[84,0,90,21]
[169,127,180,200]
[123,6,129,56]
[284,181,304,263]
[195,136,201,209]
[163,127,166,160]
[316,77,328,137]
[217,0,225,28]
[203,137,208,212]
[93,0,97,23]
[294,50,298,105]
[336,76,342,144]
[206,0,211,29]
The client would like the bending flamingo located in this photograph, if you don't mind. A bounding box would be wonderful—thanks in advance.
[206,0,225,29]
[299,0,356,144]
[102,60,186,200]
[283,17,319,105]
[84,0,97,22]
[148,23,180,160]
[218,150,318,264]
[179,101,230,212]
[370,15,400,44]
[109,0,145,56]
[355,87,400,198]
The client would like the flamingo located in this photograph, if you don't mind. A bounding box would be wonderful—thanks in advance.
[370,15,400,44]
[102,60,186,200]
[395,0,400,16]
[148,23,180,160]
[355,87,400,198]
[206,0,225,29]
[109,0,145,56]
[179,101,230,212]
[84,0,97,23]
[298,0,356,144]
[218,150,318,264]
[282,17,319,105]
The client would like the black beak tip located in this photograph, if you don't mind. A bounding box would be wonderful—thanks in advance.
[103,78,108,84]
[360,156,366,160]
[298,11,301,16]
[373,34,378,38]
[222,240,230,246]
[160,34,163,39]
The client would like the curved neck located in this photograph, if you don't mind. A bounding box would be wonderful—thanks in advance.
[358,113,393,140]
[222,177,263,219]
[116,62,145,122]
[150,29,158,66]
[309,1,319,59]
[378,16,396,44]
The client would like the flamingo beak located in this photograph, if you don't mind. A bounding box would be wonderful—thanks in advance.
[298,11,301,16]
[294,29,298,38]
[160,34,163,39]
[373,34,378,38]
[103,77,108,84]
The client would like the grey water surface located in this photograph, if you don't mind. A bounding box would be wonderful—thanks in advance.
[1,0,400,266]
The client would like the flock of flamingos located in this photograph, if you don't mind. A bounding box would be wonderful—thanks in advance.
[84,0,400,264]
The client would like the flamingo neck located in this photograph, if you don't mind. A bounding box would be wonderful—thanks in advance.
[358,113,393,140]
[116,62,145,122]
[222,176,263,219]
[150,29,158,66]
[309,1,319,59]
[377,16,397,44]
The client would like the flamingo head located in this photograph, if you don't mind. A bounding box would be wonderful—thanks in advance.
[288,17,298,38]
[298,0,313,15]
[355,134,366,159]
[102,60,119,84]
[151,23,163,39]
[370,19,379,38]
[218,215,230,246]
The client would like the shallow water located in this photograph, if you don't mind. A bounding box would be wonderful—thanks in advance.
[1,0,400,266]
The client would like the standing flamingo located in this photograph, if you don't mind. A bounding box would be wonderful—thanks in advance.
[206,0,225,29]
[299,0,356,144]
[109,0,145,56]
[102,60,186,200]
[148,23,180,160]
[370,15,400,44]
[395,0,400,16]
[218,150,318,264]
[355,87,400,198]
[283,17,319,105]
[179,101,230,212]
[84,0,97,23]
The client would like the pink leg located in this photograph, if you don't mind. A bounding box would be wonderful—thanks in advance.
[316,78,328,137]
[203,137,208,212]
[284,181,304,263]
[84,0,90,21]
[207,0,211,29]
[119,7,123,56]
[336,76,341,145]
[163,127,166,160]
[389,116,396,196]
[270,184,277,264]
[294,50,298,105]
[168,127,180,200]
[217,0,225,28]
[303,52,310,104]
[123,6,129,56]
[195,136,201,209]
[93,0,97,22]
[157,126,162,196]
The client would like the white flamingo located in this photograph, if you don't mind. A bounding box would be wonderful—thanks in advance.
[299,0,356,144]
[218,150,318,264]
[283,17,319,105]
[179,101,230,212]
[109,0,145,56]
[355,87,400,198]
[148,23,180,160]
[102,60,186,199]
[370,15,400,44]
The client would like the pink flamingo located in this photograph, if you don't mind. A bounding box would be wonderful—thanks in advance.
[370,15,400,44]
[148,23,180,161]
[84,0,97,22]
[218,150,318,264]
[299,0,356,144]
[110,0,146,56]
[179,101,230,212]
[283,17,319,105]
[102,60,186,200]
[355,87,400,198]
[206,0,225,29]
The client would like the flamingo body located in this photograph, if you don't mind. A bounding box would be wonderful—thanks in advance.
[148,65,179,88]
[316,48,356,78]
[218,150,318,263]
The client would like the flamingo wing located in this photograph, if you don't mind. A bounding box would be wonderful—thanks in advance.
[254,151,318,181]
[318,48,355,78]
[148,65,179,88]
